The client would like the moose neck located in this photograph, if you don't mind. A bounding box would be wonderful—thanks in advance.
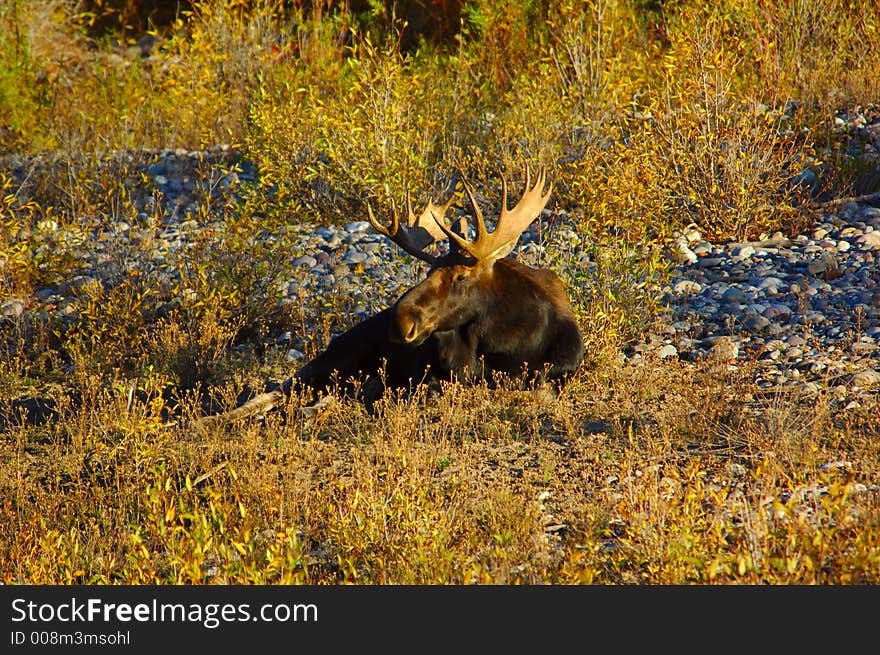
[476,258,548,325]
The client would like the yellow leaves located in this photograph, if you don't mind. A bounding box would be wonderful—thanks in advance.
[124,457,304,583]
[707,557,731,580]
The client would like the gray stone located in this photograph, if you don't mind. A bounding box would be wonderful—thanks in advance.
[762,304,793,321]
[744,315,771,332]
[709,337,739,362]
[757,276,786,294]
[721,287,747,304]
[669,238,698,264]
[1,298,25,320]
[852,369,880,389]
[732,245,755,259]
[672,280,702,295]
[294,256,317,268]
[856,231,880,249]
[343,250,368,264]
[285,349,305,362]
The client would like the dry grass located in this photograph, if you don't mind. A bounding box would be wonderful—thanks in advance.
[2,346,878,584]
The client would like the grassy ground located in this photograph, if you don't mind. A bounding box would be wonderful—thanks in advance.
[1,0,879,583]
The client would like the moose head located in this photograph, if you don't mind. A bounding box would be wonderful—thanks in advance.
[369,167,584,384]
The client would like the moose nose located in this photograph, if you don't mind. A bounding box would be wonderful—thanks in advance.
[392,313,417,344]
[404,322,418,343]
[395,316,419,343]
[392,308,425,345]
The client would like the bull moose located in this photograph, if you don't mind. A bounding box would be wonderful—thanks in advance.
[206,167,584,423]
[378,167,583,384]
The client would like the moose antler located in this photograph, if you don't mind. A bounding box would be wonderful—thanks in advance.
[367,192,456,265]
[429,166,552,264]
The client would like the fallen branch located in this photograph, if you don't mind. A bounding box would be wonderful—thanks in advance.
[192,379,335,433]
[814,190,880,209]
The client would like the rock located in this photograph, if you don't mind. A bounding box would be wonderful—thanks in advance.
[294,255,317,268]
[819,460,852,472]
[669,237,698,264]
[342,250,368,265]
[852,369,880,389]
[744,315,770,333]
[762,304,793,321]
[793,168,819,191]
[285,349,306,362]
[673,280,702,295]
[1,298,25,320]
[60,275,98,294]
[731,245,755,260]
[697,257,725,268]
[856,231,880,249]
[721,287,747,304]
[708,336,739,362]
[345,221,371,233]
[757,277,786,294]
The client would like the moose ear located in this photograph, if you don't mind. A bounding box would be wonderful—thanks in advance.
[447,214,470,256]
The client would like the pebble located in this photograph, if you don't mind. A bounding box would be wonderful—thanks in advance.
[669,237,698,264]
[294,255,317,268]
[627,196,879,405]
[345,221,370,233]
[708,337,740,362]
[852,369,880,389]
[342,250,368,265]
[673,280,702,295]
[720,287,747,304]
[856,231,880,249]
[731,245,755,260]
[1,298,25,320]
[285,349,306,362]
[744,315,770,333]
[757,277,786,294]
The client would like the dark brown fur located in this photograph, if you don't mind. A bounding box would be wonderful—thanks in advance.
[391,255,584,385]
[290,307,468,410]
